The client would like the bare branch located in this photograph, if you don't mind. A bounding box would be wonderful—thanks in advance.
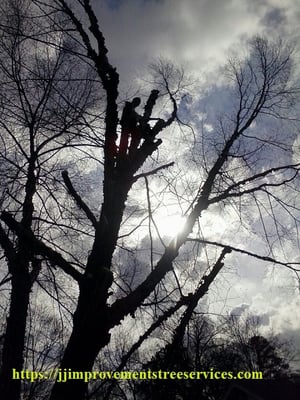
[186,238,300,272]
[62,170,98,229]
[133,161,175,182]
[0,211,82,282]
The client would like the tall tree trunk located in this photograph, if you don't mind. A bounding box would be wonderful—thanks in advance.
[0,160,37,400]
[0,267,31,400]
[49,316,112,400]
[50,275,112,400]
[50,176,126,400]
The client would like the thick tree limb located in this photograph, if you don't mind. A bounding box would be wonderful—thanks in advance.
[142,89,160,121]
[171,247,231,347]
[100,293,192,400]
[62,170,98,229]
[0,212,82,282]
[126,248,230,363]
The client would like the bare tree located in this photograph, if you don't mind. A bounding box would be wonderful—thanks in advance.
[0,1,299,400]
[0,1,98,399]
[221,314,296,378]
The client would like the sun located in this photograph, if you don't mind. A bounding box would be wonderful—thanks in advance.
[154,213,186,238]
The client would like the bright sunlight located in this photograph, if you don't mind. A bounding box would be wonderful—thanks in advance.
[154,213,186,238]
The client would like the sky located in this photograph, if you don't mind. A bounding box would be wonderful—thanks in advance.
[89,0,300,367]
[95,0,300,83]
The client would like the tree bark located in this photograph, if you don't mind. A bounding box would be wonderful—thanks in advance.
[50,176,131,400]
[49,304,111,400]
[0,266,31,400]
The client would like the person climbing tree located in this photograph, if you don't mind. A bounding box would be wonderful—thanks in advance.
[119,97,142,157]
